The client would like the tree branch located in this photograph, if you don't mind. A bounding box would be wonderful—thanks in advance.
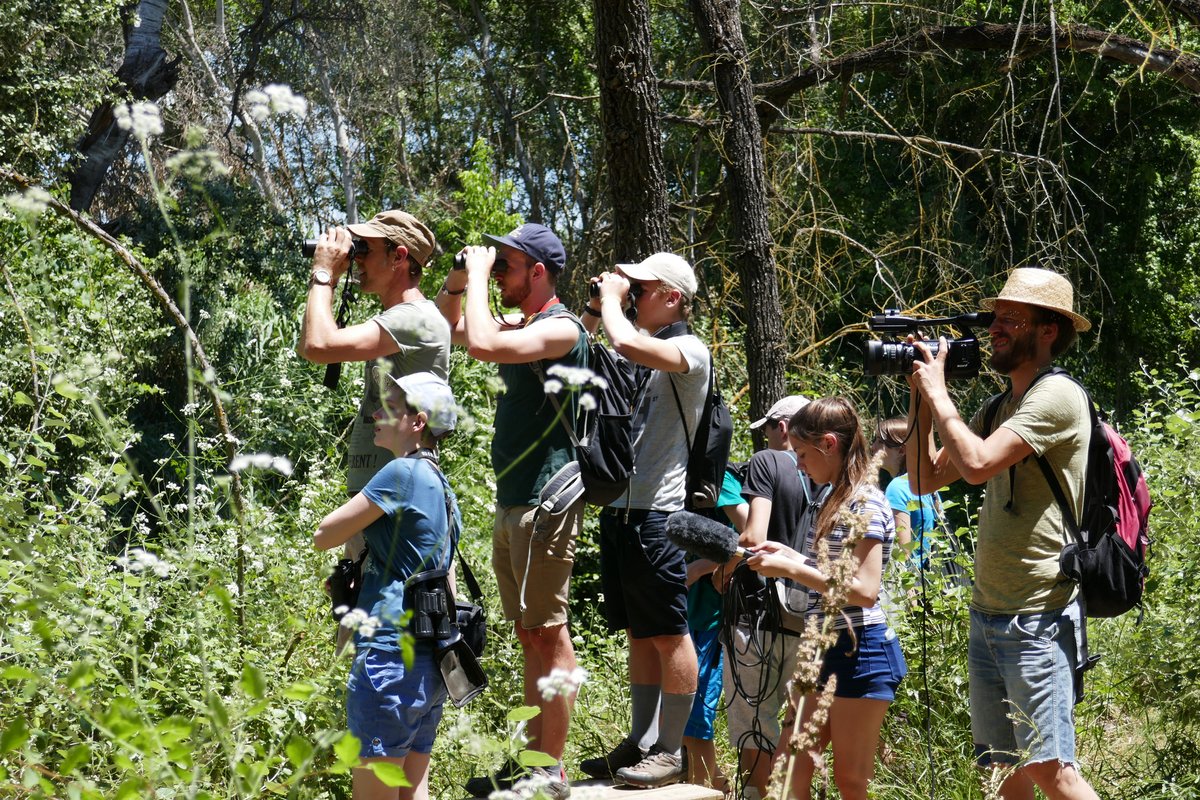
[663,23,1200,128]
[1165,0,1200,28]
[1,168,247,525]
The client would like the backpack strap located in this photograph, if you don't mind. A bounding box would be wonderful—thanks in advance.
[527,306,587,448]
[984,366,1063,513]
[667,352,714,453]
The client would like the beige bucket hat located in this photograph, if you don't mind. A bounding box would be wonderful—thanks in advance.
[983,267,1091,332]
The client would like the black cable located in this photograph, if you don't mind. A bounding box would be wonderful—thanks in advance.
[909,392,937,800]
[719,564,794,798]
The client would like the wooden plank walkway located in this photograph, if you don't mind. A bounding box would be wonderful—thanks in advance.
[569,779,723,800]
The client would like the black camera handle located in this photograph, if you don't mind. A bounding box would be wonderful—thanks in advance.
[868,309,994,334]
[322,268,357,390]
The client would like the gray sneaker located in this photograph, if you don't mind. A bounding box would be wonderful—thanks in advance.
[525,765,570,800]
[614,745,685,788]
[579,738,645,780]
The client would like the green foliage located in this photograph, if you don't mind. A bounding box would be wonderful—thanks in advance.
[434,139,524,265]
[0,1,124,174]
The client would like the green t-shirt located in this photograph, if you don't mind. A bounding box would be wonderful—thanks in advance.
[968,370,1090,614]
[491,306,588,507]
[686,469,744,631]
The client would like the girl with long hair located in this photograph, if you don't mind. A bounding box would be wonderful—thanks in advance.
[746,396,906,800]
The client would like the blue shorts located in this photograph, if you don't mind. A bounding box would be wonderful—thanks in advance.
[969,603,1081,768]
[685,627,724,740]
[818,624,907,701]
[599,509,688,638]
[346,645,447,758]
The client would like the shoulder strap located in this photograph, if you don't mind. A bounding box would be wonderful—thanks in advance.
[1029,369,1091,550]
[416,452,483,601]
[528,307,588,448]
[668,351,715,452]
[986,367,1063,513]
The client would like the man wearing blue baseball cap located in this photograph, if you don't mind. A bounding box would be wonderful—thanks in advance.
[437,223,586,800]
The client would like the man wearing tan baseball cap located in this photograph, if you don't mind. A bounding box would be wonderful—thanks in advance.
[906,267,1099,800]
[300,210,452,647]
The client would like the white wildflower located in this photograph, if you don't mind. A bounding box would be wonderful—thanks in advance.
[339,608,368,630]
[579,393,597,411]
[165,148,229,183]
[546,364,605,389]
[229,452,293,476]
[333,604,351,618]
[181,403,199,417]
[495,770,556,800]
[244,84,308,122]
[113,101,163,141]
[357,615,382,638]
[117,548,173,577]
[224,582,240,597]
[537,666,588,701]
[543,379,563,395]
[3,186,52,219]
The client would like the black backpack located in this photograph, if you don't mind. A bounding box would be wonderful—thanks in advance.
[669,352,734,511]
[532,310,641,506]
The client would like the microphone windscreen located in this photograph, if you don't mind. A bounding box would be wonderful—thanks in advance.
[666,511,743,563]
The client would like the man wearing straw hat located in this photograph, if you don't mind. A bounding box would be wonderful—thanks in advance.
[904,267,1099,800]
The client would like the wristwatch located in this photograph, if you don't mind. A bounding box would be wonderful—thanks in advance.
[310,268,333,287]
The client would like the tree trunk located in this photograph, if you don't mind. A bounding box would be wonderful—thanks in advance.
[689,0,786,448]
[593,0,671,259]
[68,0,179,212]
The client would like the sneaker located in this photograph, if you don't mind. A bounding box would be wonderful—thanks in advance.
[464,757,526,797]
[524,765,570,800]
[615,745,685,789]
[579,738,646,780]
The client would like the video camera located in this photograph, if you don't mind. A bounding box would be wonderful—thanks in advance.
[864,309,995,379]
[301,238,369,259]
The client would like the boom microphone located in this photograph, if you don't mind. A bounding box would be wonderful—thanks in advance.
[666,511,748,563]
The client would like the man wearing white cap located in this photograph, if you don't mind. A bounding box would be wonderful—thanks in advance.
[906,268,1099,800]
[721,394,820,799]
[578,253,708,789]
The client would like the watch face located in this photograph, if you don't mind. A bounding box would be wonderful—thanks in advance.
[313,269,332,285]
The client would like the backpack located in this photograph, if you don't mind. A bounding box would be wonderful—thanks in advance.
[983,367,1152,619]
[531,309,641,506]
[669,353,734,511]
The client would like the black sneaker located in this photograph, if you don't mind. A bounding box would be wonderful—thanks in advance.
[464,757,526,797]
[614,745,685,789]
[579,738,646,780]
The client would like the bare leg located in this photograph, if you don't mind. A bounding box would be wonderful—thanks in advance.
[516,622,576,760]
[683,735,728,791]
[827,698,890,800]
[353,751,431,800]
[1016,760,1101,800]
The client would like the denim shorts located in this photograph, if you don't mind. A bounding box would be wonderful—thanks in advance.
[346,645,447,758]
[968,603,1080,767]
[599,509,689,638]
[818,624,907,701]
[685,627,724,740]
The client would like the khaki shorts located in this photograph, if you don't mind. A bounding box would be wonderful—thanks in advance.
[492,500,581,628]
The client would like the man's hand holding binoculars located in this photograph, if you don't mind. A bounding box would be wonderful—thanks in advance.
[309,227,355,286]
